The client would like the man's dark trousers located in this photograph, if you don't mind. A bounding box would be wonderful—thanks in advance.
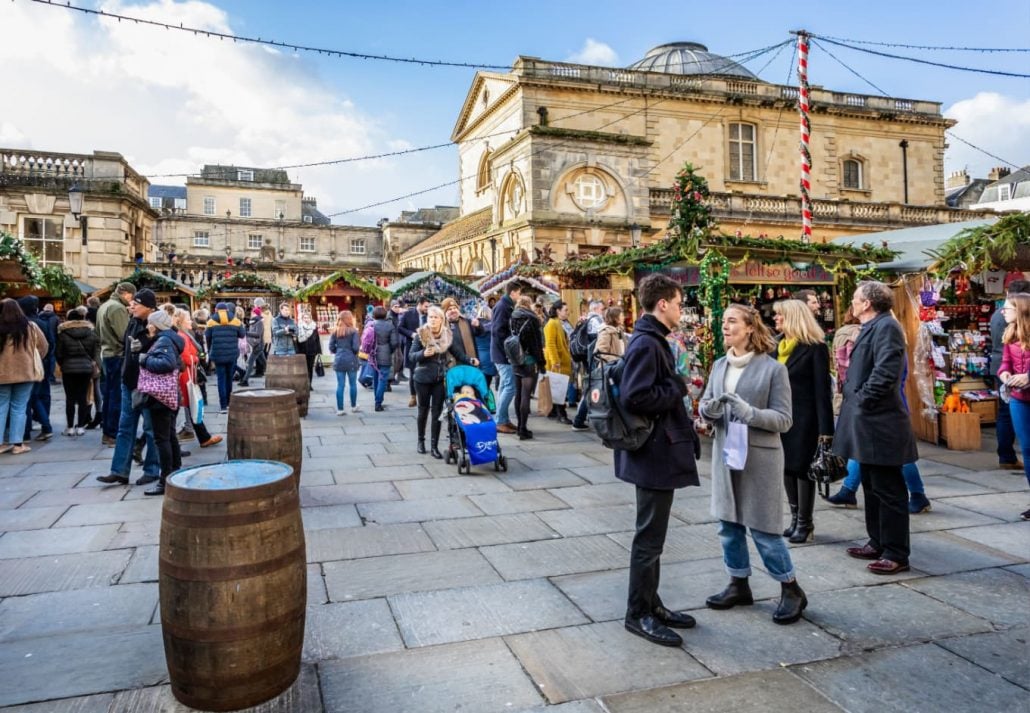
[627,486,675,618]
[860,463,910,563]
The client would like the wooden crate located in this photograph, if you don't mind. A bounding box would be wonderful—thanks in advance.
[940,412,982,451]
[963,397,997,425]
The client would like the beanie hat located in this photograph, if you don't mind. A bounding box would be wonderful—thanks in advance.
[215,302,229,312]
[253,297,267,308]
[441,297,459,313]
[134,289,158,310]
[148,310,173,331]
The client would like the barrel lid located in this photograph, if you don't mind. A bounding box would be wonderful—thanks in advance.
[169,460,293,490]
[232,388,295,399]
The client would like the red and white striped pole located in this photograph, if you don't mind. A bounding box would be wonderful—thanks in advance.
[796,30,812,243]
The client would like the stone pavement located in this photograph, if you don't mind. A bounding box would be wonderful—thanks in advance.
[0,376,1027,712]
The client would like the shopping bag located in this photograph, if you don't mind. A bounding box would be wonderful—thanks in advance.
[536,375,553,416]
[188,380,205,424]
[358,360,374,388]
[547,372,570,407]
[314,358,325,378]
[723,419,748,470]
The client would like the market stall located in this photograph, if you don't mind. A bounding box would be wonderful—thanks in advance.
[293,269,391,354]
[471,263,560,305]
[386,271,480,312]
[194,271,292,312]
[0,231,83,309]
[93,268,196,310]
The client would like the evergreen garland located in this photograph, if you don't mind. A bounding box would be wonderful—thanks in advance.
[928,213,1030,275]
[196,271,294,300]
[293,269,390,301]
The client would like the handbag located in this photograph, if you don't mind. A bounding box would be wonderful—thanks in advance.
[723,419,749,470]
[137,365,179,411]
[31,347,44,382]
[536,374,553,416]
[547,372,570,407]
[807,436,848,498]
[314,358,325,378]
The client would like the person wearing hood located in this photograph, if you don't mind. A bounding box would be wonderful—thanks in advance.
[55,307,100,436]
[271,303,298,356]
[139,309,185,496]
[96,282,135,445]
[39,303,60,385]
[16,295,53,442]
[205,302,245,413]
[509,295,545,440]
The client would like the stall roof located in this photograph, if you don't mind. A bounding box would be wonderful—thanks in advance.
[835,219,998,272]
[94,269,197,300]
[293,269,390,301]
[386,271,480,297]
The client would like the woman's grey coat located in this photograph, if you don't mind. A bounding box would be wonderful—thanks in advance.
[699,352,793,534]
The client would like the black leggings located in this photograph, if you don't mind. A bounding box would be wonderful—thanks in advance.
[514,370,539,433]
[61,372,92,428]
[415,380,446,445]
[148,402,182,482]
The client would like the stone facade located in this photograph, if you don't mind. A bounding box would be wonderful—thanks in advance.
[379,206,459,271]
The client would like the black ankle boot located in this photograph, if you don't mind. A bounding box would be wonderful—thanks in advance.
[783,473,799,537]
[772,579,807,624]
[789,480,816,543]
[417,440,427,454]
[783,508,798,538]
[430,443,443,459]
[705,577,754,610]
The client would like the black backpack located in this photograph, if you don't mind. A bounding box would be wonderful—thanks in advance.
[503,319,529,366]
[585,351,654,451]
[569,319,597,364]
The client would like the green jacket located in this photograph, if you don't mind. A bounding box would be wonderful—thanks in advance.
[96,293,131,359]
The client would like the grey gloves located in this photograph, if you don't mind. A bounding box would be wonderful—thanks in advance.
[720,392,755,423]
[129,337,142,353]
[700,398,724,420]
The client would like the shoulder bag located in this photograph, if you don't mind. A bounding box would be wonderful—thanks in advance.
[807,436,848,498]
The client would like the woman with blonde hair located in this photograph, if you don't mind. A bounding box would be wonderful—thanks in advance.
[998,292,1030,520]
[172,309,222,448]
[329,310,361,415]
[772,299,834,543]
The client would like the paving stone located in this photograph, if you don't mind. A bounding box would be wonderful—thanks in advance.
[497,468,587,491]
[0,626,167,707]
[549,482,635,509]
[0,550,133,596]
[0,463,30,478]
[422,513,559,549]
[357,495,482,524]
[368,452,436,468]
[938,492,1029,523]
[0,582,158,642]
[607,523,725,562]
[921,474,1008,498]
[949,522,1030,560]
[668,495,720,525]
[393,475,511,499]
[908,531,1024,575]
[307,442,388,458]
[0,506,66,532]
[390,579,588,647]
[303,599,403,660]
[299,504,362,530]
[517,453,603,470]
[1006,563,1030,578]
[790,509,875,544]
[0,693,116,712]
[120,546,159,584]
[551,558,782,622]
[299,482,400,507]
[915,459,979,477]
[515,701,606,713]
[17,486,126,508]
[506,620,710,703]
[0,524,119,559]
[568,465,620,485]
[307,564,327,606]
[331,464,434,485]
[294,468,335,487]
[481,535,630,580]
[904,568,1030,626]
[804,584,992,651]
[0,472,86,491]
[105,520,161,549]
[319,638,543,713]
[305,523,435,563]
[108,663,323,712]
[602,668,842,713]
[770,542,924,594]
[53,500,163,528]
[792,643,1028,713]
[902,500,1006,533]
[469,490,569,515]
[0,490,36,510]
[324,548,500,601]
[935,627,1030,689]
[537,504,638,537]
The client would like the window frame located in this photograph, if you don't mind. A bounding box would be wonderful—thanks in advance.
[350,238,366,255]
[299,236,316,253]
[20,216,64,267]
[247,234,263,250]
[728,122,757,182]
[237,169,254,182]
[842,158,863,190]
[203,196,216,215]
[476,151,492,192]
[193,230,210,248]
[148,196,162,209]
[998,184,1012,201]
[275,200,287,220]
[239,197,252,218]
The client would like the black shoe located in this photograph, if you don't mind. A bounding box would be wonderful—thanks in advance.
[430,446,443,459]
[374,404,384,412]
[772,580,808,625]
[789,523,814,544]
[97,473,129,485]
[238,381,249,387]
[179,450,192,458]
[135,474,159,486]
[705,577,754,610]
[143,483,166,496]
[624,615,683,647]
[417,441,427,454]
[557,416,573,425]
[783,512,798,538]
[517,430,533,441]
[654,605,697,629]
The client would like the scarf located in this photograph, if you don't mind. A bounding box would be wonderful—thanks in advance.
[777,337,798,365]
[454,317,476,358]
[297,319,316,344]
[417,322,452,355]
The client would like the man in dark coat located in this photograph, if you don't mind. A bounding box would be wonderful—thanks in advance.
[490,281,523,433]
[834,280,918,575]
[397,296,429,406]
[615,273,701,648]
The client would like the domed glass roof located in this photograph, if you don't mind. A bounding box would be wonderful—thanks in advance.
[628,42,759,80]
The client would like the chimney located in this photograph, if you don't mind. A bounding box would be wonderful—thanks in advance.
[945,170,970,189]
[988,166,1011,181]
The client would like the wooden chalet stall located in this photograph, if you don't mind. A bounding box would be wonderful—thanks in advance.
[1,230,82,309]
[93,268,196,310]
[293,270,391,354]
[387,271,480,313]
[194,271,292,313]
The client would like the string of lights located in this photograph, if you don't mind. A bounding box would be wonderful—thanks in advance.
[810,39,890,96]
[812,36,1030,79]
[815,35,1030,53]
[946,132,1024,170]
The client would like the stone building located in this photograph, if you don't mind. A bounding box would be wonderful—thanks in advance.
[0,149,157,287]
[399,41,996,274]
[379,206,459,270]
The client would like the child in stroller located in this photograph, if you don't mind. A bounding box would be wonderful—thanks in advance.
[444,365,507,474]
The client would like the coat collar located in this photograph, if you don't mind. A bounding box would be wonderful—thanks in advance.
[853,312,889,349]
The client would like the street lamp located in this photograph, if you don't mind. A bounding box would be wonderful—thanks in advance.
[68,184,87,245]
[630,223,641,248]
[489,237,497,270]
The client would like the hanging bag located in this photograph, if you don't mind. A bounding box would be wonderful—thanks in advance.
[137,366,180,411]
[723,418,749,470]
[807,436,848,497]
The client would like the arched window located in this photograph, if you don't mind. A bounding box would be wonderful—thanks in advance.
[842,158,863,189]
[728,123,757,181]
[476,151,491,192]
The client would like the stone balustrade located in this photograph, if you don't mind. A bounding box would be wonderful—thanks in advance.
[0,148,147,200]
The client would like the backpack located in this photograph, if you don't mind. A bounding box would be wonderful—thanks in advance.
[503,319,529,366]
[585,351,654,451]
[569,319,597,364]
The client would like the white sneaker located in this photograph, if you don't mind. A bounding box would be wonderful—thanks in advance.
[336,409,346,416]
[351,406,361,414]
[75,427,86,436]
[62,427,77,437]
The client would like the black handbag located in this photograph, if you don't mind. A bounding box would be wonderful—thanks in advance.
[314,359,325,378]
[807,436,848,498]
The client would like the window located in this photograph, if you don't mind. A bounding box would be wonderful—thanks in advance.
[998,184,1012,201]
[237,169,254,181]
[476,151,491,191]
[505,176,525,218]
[573,174,607,209]
[247,234,263,250]
[149,196,162,209]
[21,217,63,266]
[193,231,210,247]
[173,198,186,211]
[728,123,757,181]
[275,200,287,220]
[350,238,366,255]
[239,198,252,217]
[843,159,863,189]
[299,236,316,252]
[203,196,215,215]
[303,215,313,224]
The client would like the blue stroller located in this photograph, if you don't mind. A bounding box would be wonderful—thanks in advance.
[444,365,508,474]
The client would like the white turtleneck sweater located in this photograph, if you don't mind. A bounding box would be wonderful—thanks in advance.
[724,348,756,394]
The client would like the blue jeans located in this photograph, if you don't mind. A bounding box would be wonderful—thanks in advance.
[496,363,515,426]
[214,361,235,410]
[372,365,391,407]
[1006,398,1030,486]
[844,459,925,494]
[109,383,160,478]
[996,397,1019,464]
[101,356,123,438]
[336,368,358,410]
[0,382,34,444]
[24,380,52,437]
[718,520,796,582]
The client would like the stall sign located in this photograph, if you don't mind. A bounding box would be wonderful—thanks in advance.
[730,261,834,285]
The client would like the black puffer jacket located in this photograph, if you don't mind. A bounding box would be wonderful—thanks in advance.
[55,320,99,375]
[409,326,472,385]
[509,307,545,377]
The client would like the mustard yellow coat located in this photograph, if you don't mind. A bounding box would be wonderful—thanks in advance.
[543,318,572,376]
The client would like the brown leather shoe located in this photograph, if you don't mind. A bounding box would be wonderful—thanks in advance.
[408,396,417,407]
[497,423,517,434]
[846,544,883,560]
[199,435,223,448]
[867,559,910,575]
[999,461,1024,471]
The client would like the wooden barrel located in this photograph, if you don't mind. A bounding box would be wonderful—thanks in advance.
[159,461,306,712]
[227,389,303,485]
[264,355,310,417]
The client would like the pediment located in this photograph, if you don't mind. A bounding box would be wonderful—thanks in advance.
[451,72,519,142]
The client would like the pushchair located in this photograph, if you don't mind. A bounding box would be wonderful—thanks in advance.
[444,365,508,474]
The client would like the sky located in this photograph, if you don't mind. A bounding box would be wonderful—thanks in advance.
[1,0,1027,226]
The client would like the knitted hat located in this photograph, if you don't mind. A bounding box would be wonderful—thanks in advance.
[134,289,157,309]
[440,297,459,313]
[148,309,173,331]
[253,297,267,308]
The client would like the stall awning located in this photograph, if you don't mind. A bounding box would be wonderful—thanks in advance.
[386,271,480,298]
[834,219,998,272]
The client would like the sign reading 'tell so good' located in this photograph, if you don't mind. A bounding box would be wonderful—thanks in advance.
[646,260,835,287]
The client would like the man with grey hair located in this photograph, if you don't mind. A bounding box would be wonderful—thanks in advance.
[96,282,136,445]
[834,280,917,575]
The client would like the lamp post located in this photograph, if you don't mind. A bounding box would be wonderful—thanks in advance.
[68,184,87,245]
[630,223,641,248]
[489,237,497,271]
[225,209,232,256]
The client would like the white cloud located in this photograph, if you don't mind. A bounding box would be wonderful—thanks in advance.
[566,39,619,67]
[945,92,1030,176]
[0,0,454,224]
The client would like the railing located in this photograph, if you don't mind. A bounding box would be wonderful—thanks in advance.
[0,149,145,198]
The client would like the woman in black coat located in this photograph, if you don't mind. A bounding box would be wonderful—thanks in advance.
[773,299,834,543]
[509,295,546,440]
[55,308,100,436]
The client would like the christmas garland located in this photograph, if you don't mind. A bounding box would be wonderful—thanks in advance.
[108,268,186,295]
[196,271,294,300]
[927,212,1030,276]
[0,231,81,304]
[0,230,43,284]
[293,269,390,302]
[698,251,730,363]
[387,272,480,301]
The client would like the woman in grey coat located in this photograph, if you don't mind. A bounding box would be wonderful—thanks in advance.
[698,303,807,625]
